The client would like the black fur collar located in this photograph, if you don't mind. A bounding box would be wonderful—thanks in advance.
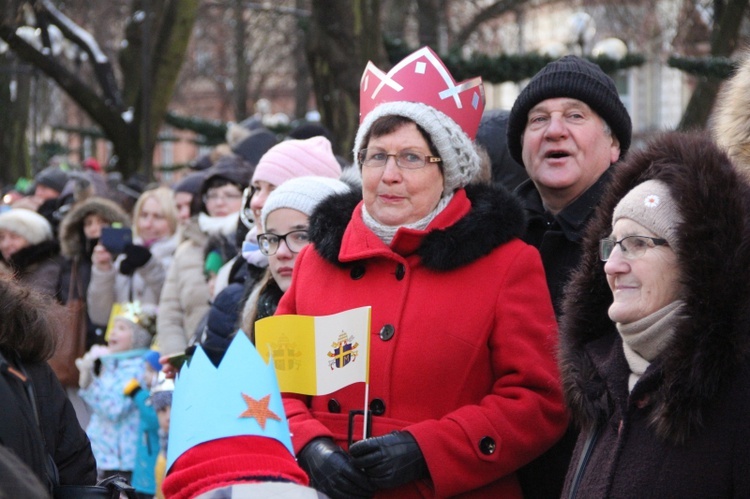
[308,183,526,271]
[6,240,60,272]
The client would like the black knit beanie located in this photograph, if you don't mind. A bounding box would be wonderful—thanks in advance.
[506,55,632,166]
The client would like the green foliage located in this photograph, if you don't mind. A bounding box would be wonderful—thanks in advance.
[668,56,737,80]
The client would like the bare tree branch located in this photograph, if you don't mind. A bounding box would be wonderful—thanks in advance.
[451,0,527,50]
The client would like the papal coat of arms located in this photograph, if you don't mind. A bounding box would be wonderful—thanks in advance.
[327,332,359,370]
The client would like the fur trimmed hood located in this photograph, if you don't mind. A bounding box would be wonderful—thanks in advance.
[58,197,131,258]
[712,49,750,181]
[308,183,526,270]
[560,131,750,443]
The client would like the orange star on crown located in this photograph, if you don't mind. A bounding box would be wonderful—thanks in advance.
[239,393,282,429]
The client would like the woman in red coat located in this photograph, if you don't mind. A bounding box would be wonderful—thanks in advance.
[275,47,567,498]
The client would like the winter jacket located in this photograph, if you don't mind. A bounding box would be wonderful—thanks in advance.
[559,132,750,498]
[156,219,211,355]
[0,240,64,299]
[277,184,567,498]
[79,349,150,471]
[0,350,97,493]
[58,197,131,347]
[87,233,178,326]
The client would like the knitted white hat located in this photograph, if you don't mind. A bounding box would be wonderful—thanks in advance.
[261,176,350,230]
[352,101,482,196]
[612,179,682,248]
[0,208,53,245]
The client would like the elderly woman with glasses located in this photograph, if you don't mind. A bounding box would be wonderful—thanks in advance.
[266,47,567,499]
[559,131,750,498]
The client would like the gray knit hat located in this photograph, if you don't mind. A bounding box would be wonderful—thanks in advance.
[34,166,69,194]
[261,176,350,230]
[506,55,632,166]
[353,101,482,196]
[612,179,681,248]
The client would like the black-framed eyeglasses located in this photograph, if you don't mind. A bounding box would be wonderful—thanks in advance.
[257,230,310,256]
[599,236,669,262]
[239,186,256,229]
[357,148,442,170]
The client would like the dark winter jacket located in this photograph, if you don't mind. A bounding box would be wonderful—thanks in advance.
[0,350,97,494]
[560,132,750,498]
[1,240,64,300]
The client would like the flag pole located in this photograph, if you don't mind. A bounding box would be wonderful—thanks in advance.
[362,382,370,440]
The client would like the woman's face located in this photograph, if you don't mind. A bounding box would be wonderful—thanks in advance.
[362,122,444,227]
[249,180,276,232]
[0,229,29,260]
[109,319,135,353]
[83,213,108,240]
[137,196,172,242]
[174,192,193,225]
[605,218,682,324]
[204,184,243,218]
[264,208,310,292]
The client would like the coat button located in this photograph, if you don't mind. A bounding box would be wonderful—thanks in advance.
[350,264,366,280]
[379,324,395,341]
[369,398,386,416]
[328,399,341,413]
[479,436,496,455]
[395,263,405,280]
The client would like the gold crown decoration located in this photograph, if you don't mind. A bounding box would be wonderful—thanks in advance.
[116,301,158,338]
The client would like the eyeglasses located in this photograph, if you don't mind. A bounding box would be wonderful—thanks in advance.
[257,230,310,256]
[358,148,442,170]
[203,190,243,204]
[599,236,669,262]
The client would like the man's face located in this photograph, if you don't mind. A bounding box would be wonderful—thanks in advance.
[521,97,621,212]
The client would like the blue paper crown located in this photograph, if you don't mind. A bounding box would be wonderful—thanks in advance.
[166,331,293,471]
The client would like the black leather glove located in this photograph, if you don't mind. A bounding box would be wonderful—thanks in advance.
[119,243,152,275]
[349,431,428,490]
[297,437,377,499]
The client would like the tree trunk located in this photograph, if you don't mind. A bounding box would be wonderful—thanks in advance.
[306,0,384,157]
[678,0,749,130]
[0,54,31,186]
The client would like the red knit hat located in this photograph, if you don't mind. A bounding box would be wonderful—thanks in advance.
[162,435,309,499]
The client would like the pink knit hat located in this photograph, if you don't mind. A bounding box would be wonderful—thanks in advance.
[251,136,342,187]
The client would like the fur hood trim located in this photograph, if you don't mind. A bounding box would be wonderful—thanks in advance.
[58,197,131,258]
[712,49,750,181]
[560,131,750,443]
[5,239,60,270]
[308,183,526,271]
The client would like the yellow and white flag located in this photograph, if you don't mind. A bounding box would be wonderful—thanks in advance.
[255,306,371,395]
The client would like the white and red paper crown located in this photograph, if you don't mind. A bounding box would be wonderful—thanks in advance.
[359,46,485,139]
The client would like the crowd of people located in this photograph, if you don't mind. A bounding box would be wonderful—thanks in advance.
[2,44,750,498]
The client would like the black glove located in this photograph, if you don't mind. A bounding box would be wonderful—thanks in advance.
[349,431,428,490]
[297,437,377,499]
[119,243,152,275]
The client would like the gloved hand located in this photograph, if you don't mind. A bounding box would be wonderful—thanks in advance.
[119,243,152,275]
[297,437,377,499]
[349,431,428,490]
[123,378,141,397]
[75,345,109,388]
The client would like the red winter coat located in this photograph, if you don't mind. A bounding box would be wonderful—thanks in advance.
[277,185,568,498]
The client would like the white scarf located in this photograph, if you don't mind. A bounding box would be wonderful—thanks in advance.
[198,211,238,237]
[362,193,454,246]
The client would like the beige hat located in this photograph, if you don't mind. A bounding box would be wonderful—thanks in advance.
[612,179,682,248]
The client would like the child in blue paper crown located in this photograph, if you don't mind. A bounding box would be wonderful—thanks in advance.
[77,302,156,483]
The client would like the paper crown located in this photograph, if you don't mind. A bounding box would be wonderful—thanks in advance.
[115,301,157,337]
[166,331,293,471]
[359,46,485,139]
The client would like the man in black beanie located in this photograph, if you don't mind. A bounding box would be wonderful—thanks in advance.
[505,55,632,499]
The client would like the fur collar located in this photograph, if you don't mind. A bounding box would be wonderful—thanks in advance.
[5,240,60,272]
[712,49,750,182]
[560,132,750,443]
[308,183,526,271]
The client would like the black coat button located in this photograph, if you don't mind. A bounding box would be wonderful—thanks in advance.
[395,263,405,280]
[479,436,496,455]
[379,324,395,341]
[369,398,386,416]
[328,399,341,413]
[350,264,366,280]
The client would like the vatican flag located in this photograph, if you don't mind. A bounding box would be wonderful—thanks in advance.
[255,306,371,396]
